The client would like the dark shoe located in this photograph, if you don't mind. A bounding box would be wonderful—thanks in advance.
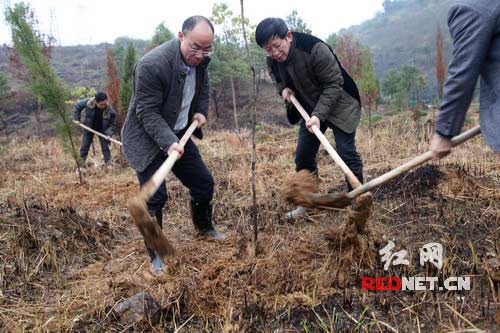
[190,198,226,240]
[199,229,227,240]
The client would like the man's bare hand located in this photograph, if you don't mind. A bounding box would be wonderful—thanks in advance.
[306,115,320,133]
[192,113,206,128]
[167,142,184,159]
[281,88,294,102]
[430,133,453,160]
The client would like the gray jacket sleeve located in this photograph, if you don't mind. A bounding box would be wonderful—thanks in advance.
[134,62,178,151]
[72,98,88,121]
[310,43,344,122]
[436,4,494,137]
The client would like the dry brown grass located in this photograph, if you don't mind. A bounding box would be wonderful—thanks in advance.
[0,115,499,332]
[282,169,320,207]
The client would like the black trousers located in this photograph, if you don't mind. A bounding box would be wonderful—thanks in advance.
[80,129,111,163]
[295,120,363,190]
[136,129,214,215]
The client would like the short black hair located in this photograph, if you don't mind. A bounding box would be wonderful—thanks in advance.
[255,17,289,48]
[182,16,214,35]
[95,92,107,102]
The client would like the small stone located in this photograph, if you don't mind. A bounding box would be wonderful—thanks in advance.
[113,291,161,326]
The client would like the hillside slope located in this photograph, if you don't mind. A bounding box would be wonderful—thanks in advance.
[344,0,454,100]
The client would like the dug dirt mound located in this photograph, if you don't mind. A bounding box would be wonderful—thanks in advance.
[372,164,443,201]
[0,200,122,301]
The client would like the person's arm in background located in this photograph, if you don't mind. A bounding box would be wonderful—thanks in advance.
[72,98,88,122]
[431,3,494,159]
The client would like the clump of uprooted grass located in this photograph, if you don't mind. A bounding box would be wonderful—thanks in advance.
[282,169,319,207]
[0,116,499,331]
[0,197,127,331]
[283,169,378,272]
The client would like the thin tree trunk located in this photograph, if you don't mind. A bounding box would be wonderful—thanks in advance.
[0,110,9,138]
[368,106,373,137]
[240,0,258,257]
[212,89,219,118]
[257,70,262,95]
[416,89,421,141]
[235,79,240,108]
[34,100,42,136]
[230,76,239,132]
[64,118,83,184]
[222,85,226,113]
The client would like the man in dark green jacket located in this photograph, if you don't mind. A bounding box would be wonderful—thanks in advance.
[72,92,116,165]
[121,16,225,275]
[256,18,363,191]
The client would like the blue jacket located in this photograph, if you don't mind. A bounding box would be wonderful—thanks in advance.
[437,0,500,151]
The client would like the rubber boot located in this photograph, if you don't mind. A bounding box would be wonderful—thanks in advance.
[190,198,226,240]
[146,209,164,275]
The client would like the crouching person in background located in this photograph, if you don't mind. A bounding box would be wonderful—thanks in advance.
[72,91,116,165]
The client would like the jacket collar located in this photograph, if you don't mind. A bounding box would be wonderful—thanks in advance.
[284,34,298,64]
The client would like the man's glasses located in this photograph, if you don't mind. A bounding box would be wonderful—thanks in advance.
[186,40,213,57]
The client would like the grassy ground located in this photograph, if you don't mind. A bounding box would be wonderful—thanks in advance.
[0,115,499,332]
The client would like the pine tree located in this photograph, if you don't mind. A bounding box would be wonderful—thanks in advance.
[285,10,312,34]
[358,48,379,136]
[5,3,83,183]
[149,22,174,49]
[326,33,337,50]
[119,43,136,117]
[210,3,251,132]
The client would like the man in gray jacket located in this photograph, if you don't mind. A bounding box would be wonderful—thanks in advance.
[72,92,116,165]
[431,0,500,157]
[255,18,363,192]
[121,16,225,275]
